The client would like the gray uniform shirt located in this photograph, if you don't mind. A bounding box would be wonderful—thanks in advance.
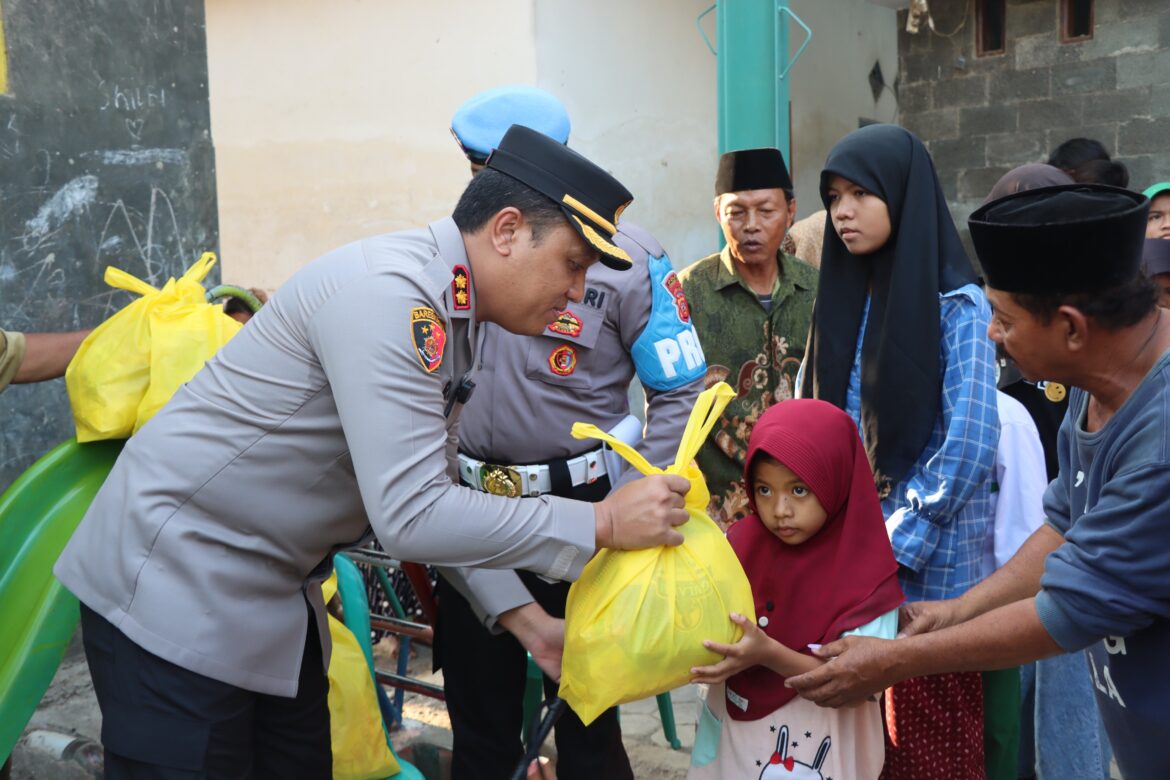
[54,218,595,697]
[448,223,705,624]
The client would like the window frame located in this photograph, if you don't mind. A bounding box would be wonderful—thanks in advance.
[1060,0,1094,43]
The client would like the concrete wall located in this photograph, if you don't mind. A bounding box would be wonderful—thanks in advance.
[788,0,901,218]
[206,0,719,283]
[896,0,1170,243]
[206,1,899,281]
[205,0,536,289]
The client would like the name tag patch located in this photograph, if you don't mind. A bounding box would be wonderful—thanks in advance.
[411,307,446,373]
[548,344,577,376]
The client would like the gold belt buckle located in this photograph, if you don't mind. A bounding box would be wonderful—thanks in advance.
[480,464,522,497]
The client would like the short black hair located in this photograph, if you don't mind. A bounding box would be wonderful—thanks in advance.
[1011,275,1158,331]
[1047,138,1110,171]
[1071,159,1130,188]
[222,297,252,317]
[452,168,569,243]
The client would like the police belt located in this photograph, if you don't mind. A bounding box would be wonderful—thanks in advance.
[457,447,607,498]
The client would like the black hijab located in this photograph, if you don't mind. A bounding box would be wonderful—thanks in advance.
[800,125,976,492]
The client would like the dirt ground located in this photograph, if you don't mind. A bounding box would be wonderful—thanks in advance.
[10,631,696,779]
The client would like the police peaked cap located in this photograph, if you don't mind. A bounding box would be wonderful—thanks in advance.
[487,124,634,270]
[969,184,1149,294]
[715,147,793,196]
[450,85,571,163]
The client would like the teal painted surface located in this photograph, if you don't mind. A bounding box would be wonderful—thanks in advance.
[0,438,123,764]
[714,1,810,162]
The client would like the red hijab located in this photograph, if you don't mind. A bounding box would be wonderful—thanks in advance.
[724,399,903,720]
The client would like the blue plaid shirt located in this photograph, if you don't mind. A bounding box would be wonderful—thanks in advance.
[845,284,999,601]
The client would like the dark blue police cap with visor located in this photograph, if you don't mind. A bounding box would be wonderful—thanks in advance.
[486,124,635,271]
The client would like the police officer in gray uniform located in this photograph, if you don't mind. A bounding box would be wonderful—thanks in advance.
[439,88,707,779]
[53,125,692,779]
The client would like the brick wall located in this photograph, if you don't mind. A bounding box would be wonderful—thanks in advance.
[896,0,1170,250]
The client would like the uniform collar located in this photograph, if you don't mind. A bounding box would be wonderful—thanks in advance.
[429,217,476,321]
[715,245,815,301]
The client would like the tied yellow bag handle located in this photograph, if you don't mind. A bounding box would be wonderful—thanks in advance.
[101,252,218,298]
[570,382,736,478]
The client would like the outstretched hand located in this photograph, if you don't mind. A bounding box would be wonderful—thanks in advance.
[784,635,898,708]
[897,598,966,638]
[690,612,774,685]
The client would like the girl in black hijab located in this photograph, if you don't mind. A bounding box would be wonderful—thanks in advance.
[799,124,998,780]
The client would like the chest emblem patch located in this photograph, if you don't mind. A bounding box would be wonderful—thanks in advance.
[661,271,691,323]
[547,309,582,338]
[451,265,471,311]
[548,344,577,376]
[411,307,446,373]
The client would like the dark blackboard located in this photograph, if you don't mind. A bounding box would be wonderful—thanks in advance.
[0,0,219,488]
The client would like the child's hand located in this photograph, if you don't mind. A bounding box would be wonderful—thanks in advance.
[689,612,776,685]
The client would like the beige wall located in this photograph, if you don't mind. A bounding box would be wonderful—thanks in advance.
[788,0,900,218]
[206,1,897,286]
[206,0,536,289]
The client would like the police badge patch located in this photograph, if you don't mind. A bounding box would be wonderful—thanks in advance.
[411,307,446,372]
[548,344,577,376]
[662,271,691,324]
[547,309,582,338]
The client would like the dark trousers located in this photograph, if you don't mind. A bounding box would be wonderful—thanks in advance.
[435,472,633,780]
[80,603,331,779]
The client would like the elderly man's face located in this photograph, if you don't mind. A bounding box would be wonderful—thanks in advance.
[985,287,1068,381]
[715,189,795,269]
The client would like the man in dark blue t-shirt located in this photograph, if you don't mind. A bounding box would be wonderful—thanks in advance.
[786,184,1170,779]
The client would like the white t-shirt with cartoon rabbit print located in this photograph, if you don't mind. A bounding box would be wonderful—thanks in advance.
[687,609,897,780]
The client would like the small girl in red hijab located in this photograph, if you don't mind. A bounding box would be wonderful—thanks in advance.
[687,399,903,780]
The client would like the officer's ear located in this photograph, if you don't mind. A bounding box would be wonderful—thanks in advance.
[488,207,524,257]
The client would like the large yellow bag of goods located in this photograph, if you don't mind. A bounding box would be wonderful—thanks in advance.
[558,382,756,725]
[66,253,240,441]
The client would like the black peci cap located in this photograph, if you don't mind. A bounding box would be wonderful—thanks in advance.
[1143,238,1170,277]
[969,184,1149,294]
[715,147,793,196]
[486,124,634,270]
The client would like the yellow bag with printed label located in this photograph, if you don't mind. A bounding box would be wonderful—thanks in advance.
[558,383,756,725]
[66,253,241,441]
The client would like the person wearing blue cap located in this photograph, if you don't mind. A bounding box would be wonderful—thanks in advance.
[451,85,571,173]
[438,86,706,779]
[786,184,1170,780]
[53,124,696,778]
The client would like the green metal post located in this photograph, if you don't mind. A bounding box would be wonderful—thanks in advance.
[716,0,790,161]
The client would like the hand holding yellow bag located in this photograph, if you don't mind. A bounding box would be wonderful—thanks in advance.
[66,253,241,441]
[558,383,756,725]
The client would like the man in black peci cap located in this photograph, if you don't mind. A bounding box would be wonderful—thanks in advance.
[53,124,693,778]
[785,184,1170,779]
[678,148,818,527]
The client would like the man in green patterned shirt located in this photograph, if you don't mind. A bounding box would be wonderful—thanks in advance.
[679,148,818,527]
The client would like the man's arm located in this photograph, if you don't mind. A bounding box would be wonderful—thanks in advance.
[11,330,91,383]
[899,523,1063,636]
[788,598,1064,708]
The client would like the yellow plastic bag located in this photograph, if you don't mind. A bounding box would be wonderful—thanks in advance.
[66,253,241,441]
[558,382,756,725]
[322,574,402,780]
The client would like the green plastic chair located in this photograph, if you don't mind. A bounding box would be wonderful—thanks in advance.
[333,555,424,780]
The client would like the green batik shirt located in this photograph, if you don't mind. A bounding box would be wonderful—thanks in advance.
[678,247,818,528]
